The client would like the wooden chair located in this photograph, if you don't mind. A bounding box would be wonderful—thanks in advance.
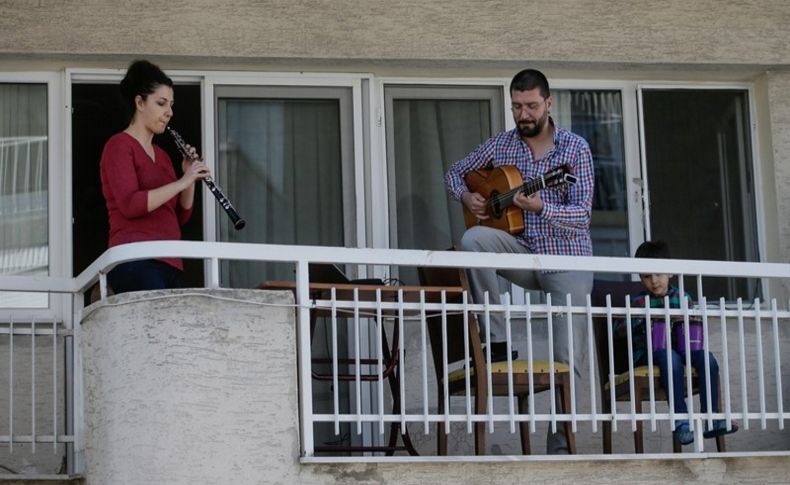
[418,266,575,455]
[591,279,725,453]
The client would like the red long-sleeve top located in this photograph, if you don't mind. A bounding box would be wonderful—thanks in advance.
[100,132,192,271]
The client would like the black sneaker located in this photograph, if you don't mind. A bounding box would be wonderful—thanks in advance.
[487,342,518,362]
[703,419,739,439]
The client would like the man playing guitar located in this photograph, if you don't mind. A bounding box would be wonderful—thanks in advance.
[444,68,594,455]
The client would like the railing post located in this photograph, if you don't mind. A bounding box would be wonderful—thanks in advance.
[67,292,86,474]
[294,260,314,456]
[208,258,220,288]
[772,299,784,430]
[99,271,108,300]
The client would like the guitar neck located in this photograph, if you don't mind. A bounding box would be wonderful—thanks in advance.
[519,176,545,196]
[500,175,544,200]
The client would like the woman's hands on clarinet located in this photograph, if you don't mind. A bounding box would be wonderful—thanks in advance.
[146,144,209,213]
[180,144,211,188]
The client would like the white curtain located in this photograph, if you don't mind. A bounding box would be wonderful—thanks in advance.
[217,98,345,287]
[388,99,492,284]
[391,99,491,251]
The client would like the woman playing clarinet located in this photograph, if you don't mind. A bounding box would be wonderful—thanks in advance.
[100,59,210,293]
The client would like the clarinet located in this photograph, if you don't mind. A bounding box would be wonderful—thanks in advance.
[166,126,246,230]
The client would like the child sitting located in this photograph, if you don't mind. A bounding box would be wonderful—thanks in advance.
[613,240,738,445]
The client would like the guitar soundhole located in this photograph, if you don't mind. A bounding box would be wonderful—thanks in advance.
[490,190,502,218]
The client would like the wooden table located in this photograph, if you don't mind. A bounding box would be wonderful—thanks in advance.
[258,280,463,303]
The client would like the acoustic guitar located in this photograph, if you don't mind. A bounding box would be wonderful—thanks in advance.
[462,164,577,234]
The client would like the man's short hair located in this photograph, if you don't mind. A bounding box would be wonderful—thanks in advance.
[510,69,551,98]
[635,240,671,259]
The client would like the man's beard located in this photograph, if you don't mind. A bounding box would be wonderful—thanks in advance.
[517,110,548,138]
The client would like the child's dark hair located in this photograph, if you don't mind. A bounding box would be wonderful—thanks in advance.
[119,60,173,124]
[510,68,551,98]
[635,240,671,259]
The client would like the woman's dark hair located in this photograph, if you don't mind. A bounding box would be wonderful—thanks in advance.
[635,240,671,259]
[119,60,173,124]
[510,68,551,98]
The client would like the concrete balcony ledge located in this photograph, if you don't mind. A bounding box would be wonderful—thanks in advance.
[298,456,790,484]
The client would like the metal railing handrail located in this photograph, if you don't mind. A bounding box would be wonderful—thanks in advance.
[3,240,786,295]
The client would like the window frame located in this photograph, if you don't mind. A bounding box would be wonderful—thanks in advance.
[65,69,370,286]
[372,77,509,251]
[636,82,765,260]
[548,79,644,258]
[0,69,769,316]
[375,78,766,270]
[212,84,358,250]
[203,72,369,252]
[0,71,63,319]
[636,81,766,299]
[382,83,506,250]
[376,78,646,258]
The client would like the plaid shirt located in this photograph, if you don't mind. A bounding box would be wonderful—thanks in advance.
[444,120,594,257]
[612,286,695,365]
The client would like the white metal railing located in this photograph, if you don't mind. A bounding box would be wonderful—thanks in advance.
[309,280,790,454]
[0,319,70,447]
[0,241,788,471]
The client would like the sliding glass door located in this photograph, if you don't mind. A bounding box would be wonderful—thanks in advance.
[215,85,356,287]
[640,88,759,299]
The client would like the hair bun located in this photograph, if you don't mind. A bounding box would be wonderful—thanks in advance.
[118,59,173,123]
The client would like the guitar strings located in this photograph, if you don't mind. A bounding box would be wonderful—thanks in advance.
[485,178,544,209]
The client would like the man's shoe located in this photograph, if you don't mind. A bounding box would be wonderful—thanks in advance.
[487,342,518,362]
[674,421,694,445]
[703,419,739,439]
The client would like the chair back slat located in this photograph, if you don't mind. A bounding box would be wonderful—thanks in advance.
[591,279,644,382]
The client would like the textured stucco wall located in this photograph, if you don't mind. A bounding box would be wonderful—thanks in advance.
[80,288,299,485]
[766,71,790,276]
[0,0,789,68]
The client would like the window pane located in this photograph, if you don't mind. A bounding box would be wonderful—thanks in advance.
[0,84,48,307]
[385,86,503,284]
[217,96,347,287]
[553,90,629,258]
[642,89,758,299]
[391,98,492,250]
